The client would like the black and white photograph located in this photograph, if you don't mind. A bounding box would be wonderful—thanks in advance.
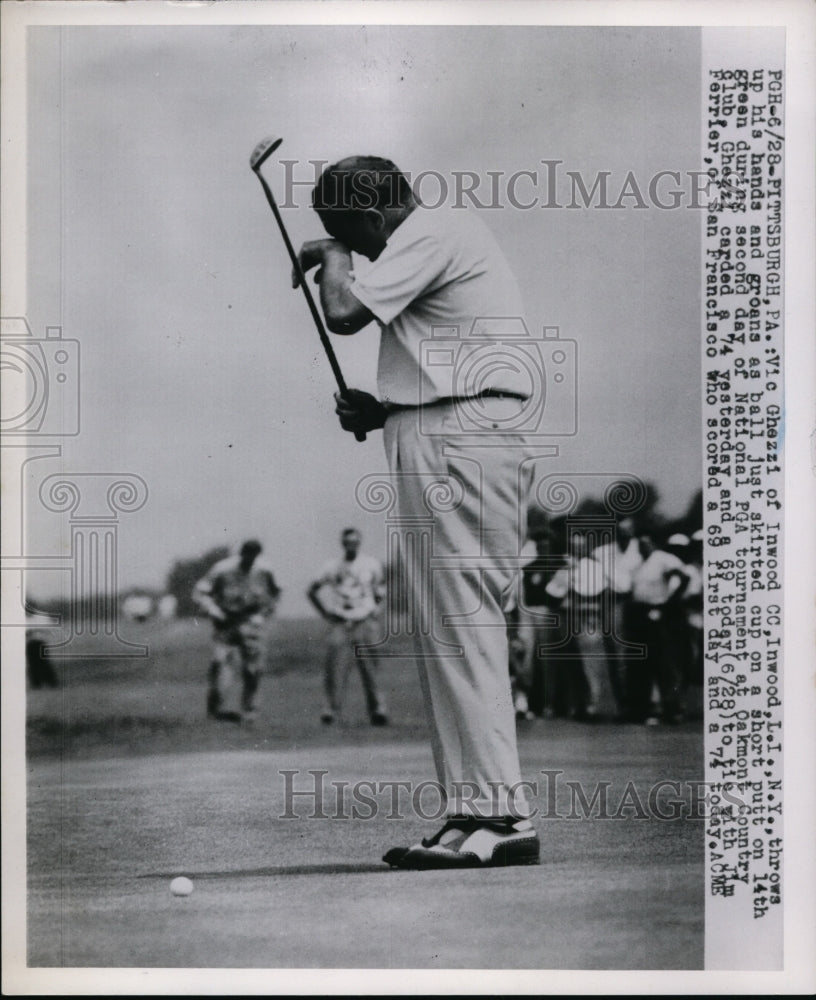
[2,0,814,994]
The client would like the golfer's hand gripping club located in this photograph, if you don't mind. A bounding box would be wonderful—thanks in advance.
[334,389,388,435]
[250,136,366,442]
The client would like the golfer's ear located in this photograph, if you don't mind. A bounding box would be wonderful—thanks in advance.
[363,208,386,231]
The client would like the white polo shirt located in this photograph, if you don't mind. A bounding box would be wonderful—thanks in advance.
[546,555,610,602]
[313,554,385,622]
[593,538,644,595]
[631,550,687,607]
[349,205,529,405]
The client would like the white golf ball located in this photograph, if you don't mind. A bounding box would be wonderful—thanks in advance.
[170,876,194,897]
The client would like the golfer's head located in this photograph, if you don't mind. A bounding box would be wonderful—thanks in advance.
[312,156,415,260]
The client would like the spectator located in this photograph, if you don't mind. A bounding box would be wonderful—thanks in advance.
[593,516,644,721]
[306,527,388,726]
[518,525,573,718]
[192,540,281,725]
[546,529,617,720]
[628,533,691,725]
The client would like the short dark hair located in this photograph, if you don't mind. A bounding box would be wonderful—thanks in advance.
[240,539,262,557]
[341,527,361,539]
[312,156,414,217]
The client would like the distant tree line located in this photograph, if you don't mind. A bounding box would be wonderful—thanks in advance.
[164,546,230,618]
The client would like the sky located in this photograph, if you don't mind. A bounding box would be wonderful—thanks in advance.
[21,24,702,616]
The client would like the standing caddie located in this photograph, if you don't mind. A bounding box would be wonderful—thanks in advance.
[294,156,542,869]
[306,527,388,726]
[193,539,281,724]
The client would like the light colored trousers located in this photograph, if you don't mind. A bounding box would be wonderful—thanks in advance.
[323,615,387,719]
[383,400,534,818]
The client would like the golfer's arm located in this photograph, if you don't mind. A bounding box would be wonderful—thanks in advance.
[318,246,375,334]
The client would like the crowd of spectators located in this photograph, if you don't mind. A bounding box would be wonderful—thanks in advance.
[508,509,704,727]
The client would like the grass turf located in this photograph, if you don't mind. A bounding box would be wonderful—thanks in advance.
[21,616,704,971]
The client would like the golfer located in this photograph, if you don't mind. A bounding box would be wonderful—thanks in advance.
[295,157,539,869]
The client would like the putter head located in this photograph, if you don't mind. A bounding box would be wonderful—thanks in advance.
[250,135,283,172]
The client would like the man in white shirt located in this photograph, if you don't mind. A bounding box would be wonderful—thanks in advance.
[192,540,281,724]
[294,156,539,868]
[593,517,643,602]
[306,527,388,726]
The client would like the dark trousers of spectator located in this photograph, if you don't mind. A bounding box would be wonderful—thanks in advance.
[625,601,689,722]
[686,618,703,686]
[520,607,586,718]
[601,595,635,721]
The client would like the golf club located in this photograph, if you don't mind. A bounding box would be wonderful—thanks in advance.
[250,136,366,443]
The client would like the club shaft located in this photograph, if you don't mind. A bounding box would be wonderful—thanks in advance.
[254,171,349,395]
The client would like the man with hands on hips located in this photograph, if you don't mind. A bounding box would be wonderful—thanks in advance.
[294,156,540,870]
[306,526,389,727]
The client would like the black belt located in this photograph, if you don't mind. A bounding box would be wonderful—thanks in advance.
[385,389,529,413]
